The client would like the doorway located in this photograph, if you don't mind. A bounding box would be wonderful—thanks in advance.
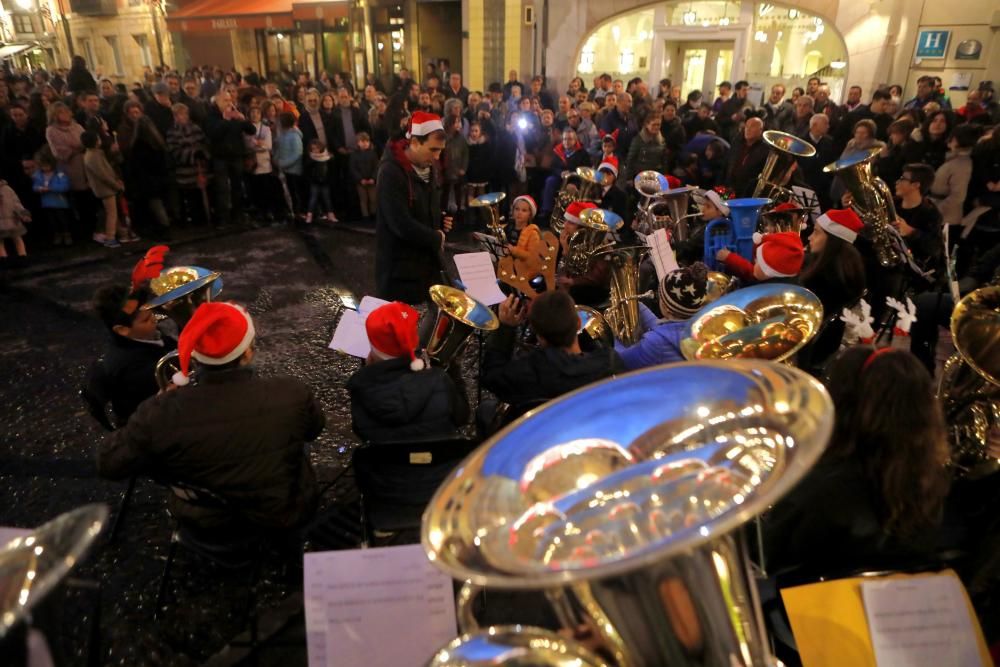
[663,39,734,101]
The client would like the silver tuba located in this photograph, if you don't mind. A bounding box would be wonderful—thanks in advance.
[423,360,834,667]
[633,171,699,241]
[425,285,500,368]
[754,130,816,203]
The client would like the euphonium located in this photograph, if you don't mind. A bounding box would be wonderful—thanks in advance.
[937,286,1000,478]
[823,147,904,267]
[425,285,499,368]
[470,192,508,245]
[553,168,607,235]
[754,130,816,202]
[423,361,834,667]
[142,266,223,331]
[562,208,622,276]
[576,305,614,348]
[604,248,654,347]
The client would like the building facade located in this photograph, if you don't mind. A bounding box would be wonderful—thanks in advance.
[0,0,65,71]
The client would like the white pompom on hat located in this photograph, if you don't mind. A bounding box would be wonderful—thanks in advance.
[365,301,426,371]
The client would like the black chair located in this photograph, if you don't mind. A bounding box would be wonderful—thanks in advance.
[352,437,480,546]
[79,385,135,543]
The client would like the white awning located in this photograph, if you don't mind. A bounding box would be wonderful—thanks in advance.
[0,43,35,59]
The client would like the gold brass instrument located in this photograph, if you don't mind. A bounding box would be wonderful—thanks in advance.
[423,361,834,667]
[142,266,223,331]
[823,147,904,267]
[938,286,1000,478]
[154,349,193,390]
[604,248,654,347]
[705,271,736,304]
[754,130,817,203]
[562,207,622,276]
[426,285,500,368]
[551,167,606,236]
[470,192,508,245]
[633,171,699,241]
[680,284,824,363]
[577,305,614,348]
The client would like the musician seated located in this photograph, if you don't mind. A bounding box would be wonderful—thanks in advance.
[346,302,469,444]
[759,202,807,237]
[893,162,944,277]
[85,284,177,427]
[715,231,804,285]
[596,156,627,220]
[540,128,591,218]
[758,346,951,576]
[97,302,324,535]
[613,263,710,371]
[481,291,623,421]
[556,201,611,307]
[505,195,543,262]
[675,188,730,266]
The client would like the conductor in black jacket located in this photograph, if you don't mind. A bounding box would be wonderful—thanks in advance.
[375,111,454,304]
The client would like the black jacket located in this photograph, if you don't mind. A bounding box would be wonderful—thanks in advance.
[98,367,324,530]
[143,99,175,139]
[799,133,837,209]
[374,140,444,303]
[330,106,372,151]
[85,334,177,426]
[482,325,623,407]
[347,358,469,443]
[204,106,255,160]
[600,185,628,220]
[726,136,770,198]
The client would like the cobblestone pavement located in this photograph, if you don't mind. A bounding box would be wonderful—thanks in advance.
[0,221,467,665]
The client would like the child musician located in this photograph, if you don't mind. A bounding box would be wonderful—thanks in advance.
[715,231,804,284]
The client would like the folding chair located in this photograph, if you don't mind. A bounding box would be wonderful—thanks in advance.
[352,437,481,547]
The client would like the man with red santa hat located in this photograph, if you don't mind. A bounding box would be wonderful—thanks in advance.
[98,301,325,535]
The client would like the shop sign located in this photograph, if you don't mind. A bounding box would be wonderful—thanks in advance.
[915,30,949,59]
[211,18,238,29]
[955,39,982,61]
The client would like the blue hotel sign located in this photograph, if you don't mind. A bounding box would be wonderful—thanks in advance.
[915,30,950,59]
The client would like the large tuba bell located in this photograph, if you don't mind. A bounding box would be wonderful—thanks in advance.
[470,192,508,245]
[576,305,614,349]
[633,171,698,241]
[604,247,654,347]
[142,266,223,331]
[680,283,824,363]
[423,360,834,667]
[425,285,500,368]
[562,207,622,276]
[937,286,1000,478]
[754,130,816,202]
[823,147,905,267]
[552,167,606,236]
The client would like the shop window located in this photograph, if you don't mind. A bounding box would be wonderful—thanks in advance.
[106,35,124,75]
[133,34,152,68]
[13,14,33,34]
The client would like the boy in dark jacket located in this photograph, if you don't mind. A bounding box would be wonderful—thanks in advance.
[349,132,379,221]
[347,301,469,443]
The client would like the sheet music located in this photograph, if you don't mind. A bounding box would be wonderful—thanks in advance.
[862,575,985,667]
[791,186,822,218]
[328,309,370,358]
[305,544,457,667]
[453,252,508,305]
[647,228,680,281]
[358,296,390,317]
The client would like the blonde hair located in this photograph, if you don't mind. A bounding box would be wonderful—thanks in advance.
[46,101,71,126]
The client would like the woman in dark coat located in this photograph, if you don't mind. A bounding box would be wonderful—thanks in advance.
[118,100,171,234]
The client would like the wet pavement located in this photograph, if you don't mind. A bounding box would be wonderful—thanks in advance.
[0,220,478,665]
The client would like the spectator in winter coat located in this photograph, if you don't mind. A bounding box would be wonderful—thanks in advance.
[166,104,211,225]
[540,128,590,218]
[349,132,379,220]
[929,124,978,229]
[82,130,125,246]
[442,115,469,213]
[274,112,304,215]
[118,101,171,237]
[726,117,769,198]
[600,92,637,159]
[204,90,255,226]
[624,111,668,184]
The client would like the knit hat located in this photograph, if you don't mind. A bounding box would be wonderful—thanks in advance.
[694,188,731,217]
[406,111,444,138]
[365,302,425,371]
[658,262,709,319]
[597,155,619,176]
[172,302,255,386]
[564,200,597,225]
[512,194,538,218]
[816,208,864,244]
[755,232,805,278]
[131,245,170,290]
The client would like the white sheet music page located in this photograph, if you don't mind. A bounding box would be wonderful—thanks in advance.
[453,252,508,305]
[328,309,370,358]
[648,228,680,282]
[862,575,985,667]
[304,544,457,667]
[358,296,390,317]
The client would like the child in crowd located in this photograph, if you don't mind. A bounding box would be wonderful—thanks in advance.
[598,134,617,167]
[165,102,212,227]
[349,131,378,222]
[274,112,303,219]
[245,106,279,223]
[32,147,73,246]
[82,130,130,247]
[305,139,335,224]
[0,179,31,264]
[443,115,469,214]
[506,194,542,260]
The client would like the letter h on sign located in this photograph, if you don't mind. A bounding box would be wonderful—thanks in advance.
[915,30,950,59]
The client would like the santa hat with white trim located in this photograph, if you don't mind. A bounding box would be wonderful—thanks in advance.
[172,302,255,386]
[406,111,444,139]
[816,208,864,244]
[597,155,619,177]
[366,301,425,371]
[512,195,538,218]
[755,231,805,279]
[564,200,597,225]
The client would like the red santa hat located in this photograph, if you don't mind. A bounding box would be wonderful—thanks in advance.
[816,208,864,244]
[172,302,255,386]
[406,111,444,139]
[664,175,682,189]
[511,195,538,218]
[365,302,425,371]
[755,231,805,279]
[131,245,170,290]
[597,155,619,176]
[564,200,597,225]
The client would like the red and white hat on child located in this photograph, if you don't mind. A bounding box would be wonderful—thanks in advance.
[755,231,805,279]
[406,111,444,139]
[597,155,619,176]
[172,302,256,386]
[366,302,425,371]
[512,195,538,218]
[564,200,597,225]
[816,208,864,244]
[131,245,170,290]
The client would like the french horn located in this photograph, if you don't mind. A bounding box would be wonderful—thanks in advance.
[938,286,1000,478]
[425,285,500,368]
[423,361,834,667]
[754,130,816,203]
[680,284,824,363]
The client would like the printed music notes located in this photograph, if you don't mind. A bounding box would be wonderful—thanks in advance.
[647,228,680,282]
[304,544,457,667]
[453,252,508,305]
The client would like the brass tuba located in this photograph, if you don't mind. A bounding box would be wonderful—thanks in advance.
[823,147,904,267]
[633,171,698,241]
[470,192,508,245]
[552,167,606,236]
[604,248,654,347]
[423,361,834,667]
[754,130,816,203]
[680,283,824,363]
[142,266,223,331]
[425,285,500,368]
[561,207,622,276]
[577,305,614,349]
[937,286,1000,478]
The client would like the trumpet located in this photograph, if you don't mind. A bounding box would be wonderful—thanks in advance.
[469,192,508,245]
[425,285,499,368]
